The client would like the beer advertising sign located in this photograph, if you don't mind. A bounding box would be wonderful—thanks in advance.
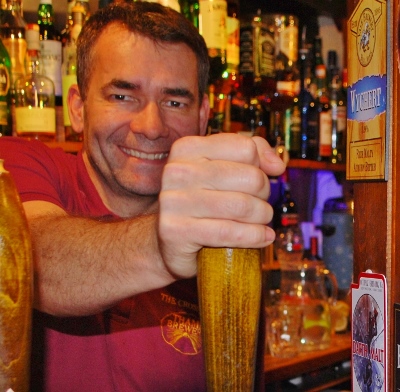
[347,0,387,181]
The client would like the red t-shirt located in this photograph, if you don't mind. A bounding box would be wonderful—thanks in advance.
[0,137,206,391]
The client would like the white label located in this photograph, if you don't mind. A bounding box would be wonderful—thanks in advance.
[15,107,56,133]
[319,110,333,145]
[40,40,62,97]
[199,0,227,50]
[226,16,239,66]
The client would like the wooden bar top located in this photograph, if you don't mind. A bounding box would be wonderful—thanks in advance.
[264,333,351,383]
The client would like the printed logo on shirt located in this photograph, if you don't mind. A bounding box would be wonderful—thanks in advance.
[161,312,202,355]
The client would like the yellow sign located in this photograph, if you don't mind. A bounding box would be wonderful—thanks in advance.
[347,0,387,181]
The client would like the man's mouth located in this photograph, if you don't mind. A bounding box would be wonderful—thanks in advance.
[121,147,169,161]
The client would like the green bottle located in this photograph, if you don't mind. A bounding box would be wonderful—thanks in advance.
[0,39,12,136]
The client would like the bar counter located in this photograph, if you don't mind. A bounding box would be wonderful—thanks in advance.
[264,333,351,391]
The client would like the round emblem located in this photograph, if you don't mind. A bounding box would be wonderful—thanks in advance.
[357,8,376,67]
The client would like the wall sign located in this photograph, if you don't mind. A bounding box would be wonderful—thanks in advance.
[352,271,387,391]
[347,0,388,181]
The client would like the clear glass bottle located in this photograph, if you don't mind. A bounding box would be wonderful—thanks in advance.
[0,158,33,391]
[61,4,84,142]
[14,23,56,141]
[0,37,12,136]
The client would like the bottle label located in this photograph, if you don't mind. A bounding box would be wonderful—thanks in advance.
[337,105,347,133]
[199,0,227,51]
[15,107,56,134]
[226,16,239,68]
[2,38,27,87]
[0,102,8,126]
[278,24,298,63]
[281,213,299,227]
[319,110,332,156]
[0,64,10,96]
[40,40,63,97]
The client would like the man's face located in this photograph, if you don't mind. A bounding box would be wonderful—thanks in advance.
[80,24,209,210]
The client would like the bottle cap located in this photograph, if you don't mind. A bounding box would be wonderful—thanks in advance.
[25,23,40,51]
[39,0,52,4]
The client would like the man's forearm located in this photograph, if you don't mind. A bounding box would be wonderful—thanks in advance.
[28,212,175,317]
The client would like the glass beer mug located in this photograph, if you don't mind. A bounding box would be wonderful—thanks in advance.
[279,259,338,352]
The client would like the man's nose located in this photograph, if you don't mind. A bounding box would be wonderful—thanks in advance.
[129,102,169,140]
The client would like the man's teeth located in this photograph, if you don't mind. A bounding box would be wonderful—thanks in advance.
[121,147,169,160]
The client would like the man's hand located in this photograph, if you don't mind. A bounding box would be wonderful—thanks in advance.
[158,133,286,279]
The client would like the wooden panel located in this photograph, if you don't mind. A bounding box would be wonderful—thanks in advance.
[349,0,398,389]
[353,182,387,278]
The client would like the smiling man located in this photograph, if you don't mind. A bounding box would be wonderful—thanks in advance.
[0,2,285,391]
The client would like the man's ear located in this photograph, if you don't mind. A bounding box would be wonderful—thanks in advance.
[199,93,210,136]
[67,84,84,134]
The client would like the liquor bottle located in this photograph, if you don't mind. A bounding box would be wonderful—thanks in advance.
[0,38,12,136]
[216,0,239,132]
[142,0,181,12]
[60,0,75,48]
[288,102,301,158]
[14,23,56,141]
[336,68,348,162]
[0,158,33,392]
[179,0,199,28]
[0,0,26,101]
[273,176,299,231]
[303,236,322,261]
[297,27,317,160]
[225,0,239,81]
[314,37,332,161]
[274,179,303,263]
[239,10,275,100]
[37,0,63,140]
[75,0,91,23]
[61,4,84,142]
[37,0,62,106]
[273,14,299,97]
[199,0,227,85]
[330,72,347,164]
[268,110,289,164]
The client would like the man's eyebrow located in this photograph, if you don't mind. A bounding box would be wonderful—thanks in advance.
[101,79,140,93]
[163,88,195,102]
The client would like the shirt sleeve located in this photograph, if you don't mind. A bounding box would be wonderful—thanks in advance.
[0,137,76,209]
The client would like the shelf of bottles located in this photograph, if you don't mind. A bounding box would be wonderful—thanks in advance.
[0,0,348,173]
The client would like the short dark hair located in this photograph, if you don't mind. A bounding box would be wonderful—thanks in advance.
[76,2,209,102]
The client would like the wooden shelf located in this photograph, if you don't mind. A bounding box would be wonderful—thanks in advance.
[45,142,346,173]
[287,159,346,172]
[44,141,82,154]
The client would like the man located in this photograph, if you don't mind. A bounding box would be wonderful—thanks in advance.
[0,2,285,390]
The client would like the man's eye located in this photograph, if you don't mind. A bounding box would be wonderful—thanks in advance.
[113,94,127,101]
[166,100,185,108]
